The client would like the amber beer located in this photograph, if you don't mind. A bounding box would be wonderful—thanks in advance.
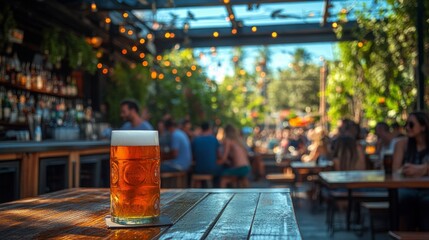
[110,130,160,224]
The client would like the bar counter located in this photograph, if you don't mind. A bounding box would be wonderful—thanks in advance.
[0,140,110,153]
[0,140,110,200]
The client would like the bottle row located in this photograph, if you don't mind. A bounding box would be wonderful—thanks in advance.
[0,87,91,126]
[0,53,79,97]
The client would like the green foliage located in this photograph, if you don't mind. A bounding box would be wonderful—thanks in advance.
[41,29,97,73]
[328,0,428,125]
[105,63,151,127]
[106,49,220,128]
[267,48,320,112]
[217,47,269,128]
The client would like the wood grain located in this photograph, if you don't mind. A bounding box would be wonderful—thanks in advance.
[158,193,233,239]
[250,192,301,239]
[205,193,260,239]
[0,188,300,239]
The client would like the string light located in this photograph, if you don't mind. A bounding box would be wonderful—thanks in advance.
[224,0,230,4]
[121,49,127,55]
[172,69,178,74]
[271,32,278,38]
[142,61,148,66]
[147,33,153,40]
[97,63,103,69]
[191,65,197,71]
[131,46,137,52]
[151,71,157,79]
[164,61,171,67]
[158,73,165,80]
[96,51,103,58]
[332,22,338,28]
[119,26,126,33]
[175,76,180,82]
[239,69,246,75]
[102,68,108,74]
[156,55,162,61]
[139,38,146,44]
[139,53,145,59]
[251,26,257,32]
[213,31,219,38]
[358,41,364,48]
[127,30,133,35]
[260,72,266,77]
[170,33,175,38]
[340,8,348,14]
[105,17,111,24]
[231,28,237,34]
[229,14,234,20]
[186,71,192,77]
[91,2,97,12]
[123,12,129,18]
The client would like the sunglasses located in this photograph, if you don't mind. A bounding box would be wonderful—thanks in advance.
[405,121,415,129]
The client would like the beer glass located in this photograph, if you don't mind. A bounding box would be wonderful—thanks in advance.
[110,130,160,224]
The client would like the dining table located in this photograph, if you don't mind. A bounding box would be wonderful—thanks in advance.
[319,170,429,230]
[0,188,302,239]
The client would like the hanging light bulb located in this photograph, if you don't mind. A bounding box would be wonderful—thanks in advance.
[91,1,97,12]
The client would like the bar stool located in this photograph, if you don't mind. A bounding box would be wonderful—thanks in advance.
[190,174,213,188]
[161,171,188,188]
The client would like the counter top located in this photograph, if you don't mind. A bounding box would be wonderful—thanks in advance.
[0,140,110,154]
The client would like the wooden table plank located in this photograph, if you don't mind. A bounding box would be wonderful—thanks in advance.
[0,188,300,239]
[205,193,260,239]
[250,192,301,239]
[158,193,234,239]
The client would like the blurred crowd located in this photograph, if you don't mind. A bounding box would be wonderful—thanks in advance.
[117,98,429,230]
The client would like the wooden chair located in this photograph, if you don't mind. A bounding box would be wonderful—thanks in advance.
[220,176,249,188]
[190,174,213,188]
[161,171,187,188]
[326,190,389,235]
[361,202,389,240]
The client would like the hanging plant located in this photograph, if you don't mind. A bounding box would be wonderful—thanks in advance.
[0,4,17,50]
[41,28,66,67]
[42,29,97,73]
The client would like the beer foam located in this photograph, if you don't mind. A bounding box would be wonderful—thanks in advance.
[111,130,159,146]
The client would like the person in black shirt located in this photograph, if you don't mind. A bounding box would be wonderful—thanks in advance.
[393,111,429,230]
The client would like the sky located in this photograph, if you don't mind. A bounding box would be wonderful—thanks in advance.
[133,0,377,82]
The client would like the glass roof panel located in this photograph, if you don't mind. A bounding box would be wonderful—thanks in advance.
[133,0,386,30]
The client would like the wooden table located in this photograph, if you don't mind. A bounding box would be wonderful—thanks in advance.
[0,188,302,239]
[319,170,429,230]
[291,161,333,182]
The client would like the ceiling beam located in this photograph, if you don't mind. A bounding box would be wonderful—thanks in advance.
[89,0,324,11]
[321,0,331,26]
[153,21,358,52]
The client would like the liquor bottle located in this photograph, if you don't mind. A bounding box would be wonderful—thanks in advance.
[30,64,37,90]
[17,93,26,123]
[10,53,20,85]
[2,91,12,122]
[5,57,12,83]
[0,56,5,82]
[0,90,3,120]
[71,77,78,96]
[36,65,44,90]
[18,62,25,87]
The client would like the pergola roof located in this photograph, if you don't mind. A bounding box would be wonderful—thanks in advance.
[83,0,377,53]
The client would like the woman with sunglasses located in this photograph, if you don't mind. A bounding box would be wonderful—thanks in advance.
[392,111,429,230]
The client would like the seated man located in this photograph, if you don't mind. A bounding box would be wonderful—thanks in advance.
[192,122,222,176]
[119,99,153,130]
[161,118,192,172]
